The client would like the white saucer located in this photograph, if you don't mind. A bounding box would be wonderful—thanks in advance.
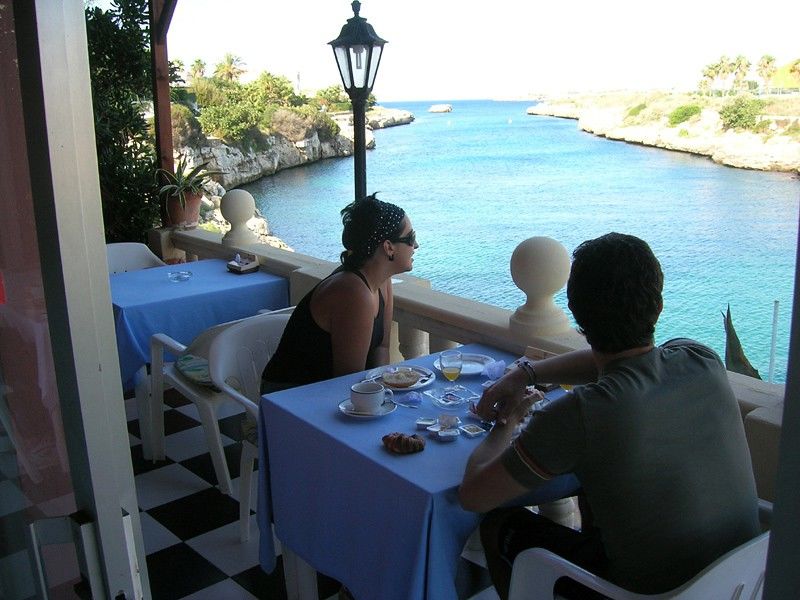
[338,399,397,419]
[433,354,494,376]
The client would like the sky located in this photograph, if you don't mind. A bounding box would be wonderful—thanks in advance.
[104,0,800,101]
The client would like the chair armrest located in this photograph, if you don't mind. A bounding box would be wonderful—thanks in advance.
[218,382,258,421]
[509,548,640,599]
[150,333,187,357]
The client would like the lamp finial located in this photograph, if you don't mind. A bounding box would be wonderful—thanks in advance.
[351,0,361,17]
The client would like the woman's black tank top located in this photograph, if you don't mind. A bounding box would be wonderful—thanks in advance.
[262,268,384,387]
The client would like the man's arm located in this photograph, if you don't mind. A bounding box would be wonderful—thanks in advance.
[458,421,531,512]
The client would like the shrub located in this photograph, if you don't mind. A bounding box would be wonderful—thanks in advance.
[668,104,701,126]
[678,128,690,138]
[787,122,800,140]
[719,96,766,130]
[627,102,647,117]
[85,0,161,241]
[270,108,315,141]
[171,103,205,146]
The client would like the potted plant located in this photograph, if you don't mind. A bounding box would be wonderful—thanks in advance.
[155,155,224,229]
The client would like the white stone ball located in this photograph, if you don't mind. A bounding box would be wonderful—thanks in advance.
[220,189,255,225]
[510,237,571,299]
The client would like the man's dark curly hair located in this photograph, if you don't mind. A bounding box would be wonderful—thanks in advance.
[567,233,663,353]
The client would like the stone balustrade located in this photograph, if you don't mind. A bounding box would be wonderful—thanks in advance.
[148,189,787,501]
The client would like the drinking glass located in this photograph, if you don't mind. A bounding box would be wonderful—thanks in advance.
[439,350,463,390]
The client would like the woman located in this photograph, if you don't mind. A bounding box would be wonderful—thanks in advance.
[262,193,418,389]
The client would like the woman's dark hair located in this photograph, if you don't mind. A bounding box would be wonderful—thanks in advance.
[340,193,405,270]
[567,232,663,353]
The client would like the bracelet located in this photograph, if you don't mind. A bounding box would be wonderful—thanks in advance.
[517,358,537,387]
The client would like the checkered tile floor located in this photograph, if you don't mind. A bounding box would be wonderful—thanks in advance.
[127,390,499,600]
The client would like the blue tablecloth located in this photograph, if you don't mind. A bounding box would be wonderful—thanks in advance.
[258,343,576,600]
[111,259,289,389]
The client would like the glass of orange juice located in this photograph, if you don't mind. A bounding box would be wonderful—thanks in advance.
[440,350,463,390]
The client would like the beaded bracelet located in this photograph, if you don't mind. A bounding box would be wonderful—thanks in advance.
[517,358,537,387]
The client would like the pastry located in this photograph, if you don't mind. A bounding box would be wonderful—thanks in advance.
[382,369,421,388]
[382,432,425,454]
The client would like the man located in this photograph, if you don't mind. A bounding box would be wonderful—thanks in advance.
[459,232,760,599]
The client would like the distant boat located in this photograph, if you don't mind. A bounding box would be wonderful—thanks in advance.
[428,103,453,113]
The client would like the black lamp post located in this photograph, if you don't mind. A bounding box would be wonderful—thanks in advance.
[329,1,387,202]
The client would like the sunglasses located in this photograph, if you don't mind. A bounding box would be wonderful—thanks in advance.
[391,230,416,246]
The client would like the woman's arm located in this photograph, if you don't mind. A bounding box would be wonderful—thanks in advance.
[366,279,393,368]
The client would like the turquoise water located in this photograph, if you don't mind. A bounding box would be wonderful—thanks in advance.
[243,99,799,382]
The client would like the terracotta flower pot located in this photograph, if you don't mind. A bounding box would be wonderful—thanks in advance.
[166,192,202,229]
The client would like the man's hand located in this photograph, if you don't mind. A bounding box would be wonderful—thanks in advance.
[475,367,528,422]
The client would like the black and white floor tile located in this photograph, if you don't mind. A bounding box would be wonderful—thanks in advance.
[127,390,499,599]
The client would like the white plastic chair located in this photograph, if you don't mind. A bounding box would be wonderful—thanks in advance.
[208,312,291,540]
[143,308,293,494]
[508,531,769,600]
[209,313,318,600]
[106,242,165,274]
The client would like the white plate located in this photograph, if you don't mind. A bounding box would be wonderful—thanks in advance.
[338,399,397,419]
[433,353,494,376]
[363,366,435,390]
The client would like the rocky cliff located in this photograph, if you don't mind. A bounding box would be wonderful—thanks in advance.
[528,100,800,173]
[181,107,415,191]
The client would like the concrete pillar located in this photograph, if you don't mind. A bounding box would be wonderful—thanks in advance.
[221,189,258,246]
[509,236,572,336]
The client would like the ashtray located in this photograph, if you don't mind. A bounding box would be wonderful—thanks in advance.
[167,270,192,282]
[424,386,480,410]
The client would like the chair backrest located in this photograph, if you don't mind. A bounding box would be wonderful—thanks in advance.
[509,531,769,600]
[106,242,166,274]
[208,312,291,419]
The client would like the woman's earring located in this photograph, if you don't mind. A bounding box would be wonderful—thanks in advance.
[388,254,395,261]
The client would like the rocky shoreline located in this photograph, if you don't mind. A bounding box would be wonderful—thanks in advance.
[182,106,414,192]
[527,99,800,173]
[183,106,414,247]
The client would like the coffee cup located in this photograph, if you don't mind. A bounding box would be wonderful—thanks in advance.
[350,381,393,414]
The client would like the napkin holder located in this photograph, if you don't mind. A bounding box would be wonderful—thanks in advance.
[227,252,260,275]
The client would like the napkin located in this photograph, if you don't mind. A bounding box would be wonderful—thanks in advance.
[403,392,422,407]
[481,360,506,380]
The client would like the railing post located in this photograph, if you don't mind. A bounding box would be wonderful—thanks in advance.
[221,189,258,247]
[509,236,572,336]
[397,324,428,360]
[429,337,458,353]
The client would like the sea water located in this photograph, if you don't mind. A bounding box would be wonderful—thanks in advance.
[243,99,799,382]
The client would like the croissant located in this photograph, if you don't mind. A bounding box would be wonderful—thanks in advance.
[382,432,425,454]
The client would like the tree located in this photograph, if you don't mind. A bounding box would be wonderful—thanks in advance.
[757,55,776,94]
[717,55,734,94]
[188,58,206,82]
[248,72,302,107]
[700,63,716,95]
[732,55,751,93]
[791,59,800,84]
[85,0,160,242]
[214,53,246,83]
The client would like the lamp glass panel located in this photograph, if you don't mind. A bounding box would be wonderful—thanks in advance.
[334,46,352,89]
[349,44,368,88]
[367,45,382,88]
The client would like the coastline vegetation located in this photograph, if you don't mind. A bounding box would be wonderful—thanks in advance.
[169,56,377,150]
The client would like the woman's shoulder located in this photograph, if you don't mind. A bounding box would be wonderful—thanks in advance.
[316,270,372,302]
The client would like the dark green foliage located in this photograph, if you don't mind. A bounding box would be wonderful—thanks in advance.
[719,96,766,130]
[627,102,647,117]
[85,0,160,242]
[668,104,701,126]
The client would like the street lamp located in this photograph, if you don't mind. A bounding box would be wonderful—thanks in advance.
[329,0,387,202]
